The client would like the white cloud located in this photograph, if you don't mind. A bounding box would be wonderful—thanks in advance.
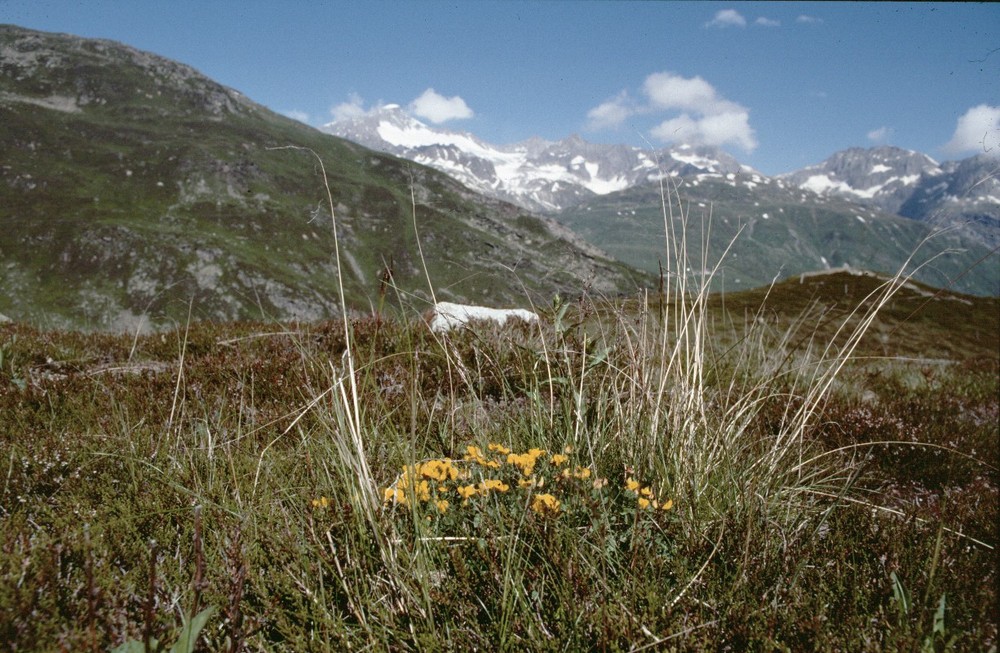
[586,90,632,131]
[329,92,367,123]
[705,9,746,28]
[282,109,310,124]
[867,126,893,143]
[651,110,756,152]
[754,17,780,27]
[409,88,473,124]
[643,72,741,115]
[796,15,823,24]
[584,71,757,152]
[944,104,1000,156]
[643,72,756,151]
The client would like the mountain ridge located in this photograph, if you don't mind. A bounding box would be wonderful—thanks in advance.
[556,171,998,297]
[326,110,999,249]
[323,105,749,213]
[0,24,647,331]
[779,146,999,247]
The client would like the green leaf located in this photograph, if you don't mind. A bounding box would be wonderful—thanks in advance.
[932,593,947,637]
[168,606,217,653]
[890,571,910,617]
[111,639,158,653]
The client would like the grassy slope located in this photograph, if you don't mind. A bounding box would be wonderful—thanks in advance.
[0,25,647,331]
[1,273,996,650]
[557,177,999,297]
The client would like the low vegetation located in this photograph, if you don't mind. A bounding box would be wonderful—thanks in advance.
[1,265,996,650]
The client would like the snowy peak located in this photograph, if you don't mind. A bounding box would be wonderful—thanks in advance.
[782,146,999,246]
[780,146,942,212]
[325,109,996,246]
[324,109,748,212]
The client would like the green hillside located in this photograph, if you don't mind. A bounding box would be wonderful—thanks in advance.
[0,25,648,331]
[557,176,998,296]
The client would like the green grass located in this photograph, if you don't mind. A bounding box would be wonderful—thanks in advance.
[1,279,995,650]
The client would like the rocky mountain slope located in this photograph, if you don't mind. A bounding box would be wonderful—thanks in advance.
[0,25,648,331]
[780,146,1000,247]
[324,105,748,213]
[556,173,998,296]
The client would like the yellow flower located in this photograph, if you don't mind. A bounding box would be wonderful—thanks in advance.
[466,446,502,469]
[507,449,546,476]
[383,487,407,506]
[638,497,651,510]
[479,478,510,493]
[519,476,545,489]
[574,467,592,480]
[416,480,431,502]
[550,454,569,466]
[311,496,331,509]
[660,498,674,511]
[435,499,449,514]
[457,484,477,500]
[488,443,511,455]
[640,486,654,498]
[421,459,459,482]
[530,493,561,515]
[625,478,641,493]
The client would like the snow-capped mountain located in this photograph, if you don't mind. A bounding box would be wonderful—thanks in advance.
[781,146,1000,246]
[325,108,998,246]
[323,105,749,213]
[780,146,941,214]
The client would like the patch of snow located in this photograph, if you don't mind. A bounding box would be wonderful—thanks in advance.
[802,174,854,195]
[429,302,540,333]
[672,151,719,172]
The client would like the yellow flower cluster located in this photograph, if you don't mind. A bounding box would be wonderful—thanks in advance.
[382,458,467,507]
[506,448,547,476]
[465,445,501,469]
[625,477,674,511]
[383,445,585,515]
[381,445,674,521]
[530,493,561,515]
[311,496,331,509]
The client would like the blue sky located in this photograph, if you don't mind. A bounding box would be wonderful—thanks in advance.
[3,1,997,175]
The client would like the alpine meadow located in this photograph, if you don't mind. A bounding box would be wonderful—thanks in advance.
[1,23,997,652]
